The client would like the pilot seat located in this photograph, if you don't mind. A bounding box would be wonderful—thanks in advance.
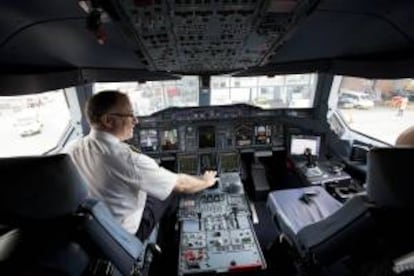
[0,154,157,276]
[267,147,414,274]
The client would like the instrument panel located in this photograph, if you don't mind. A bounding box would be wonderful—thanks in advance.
[129,104,288,159]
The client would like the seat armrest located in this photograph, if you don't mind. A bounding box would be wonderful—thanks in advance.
[344,160,367,181]
[334,187,367,199]
[79,199,145,276]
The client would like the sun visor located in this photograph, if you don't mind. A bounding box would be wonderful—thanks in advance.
[0,69,180,96]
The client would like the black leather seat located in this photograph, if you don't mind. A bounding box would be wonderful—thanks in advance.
[267,147,414,271]
[0,154,146,276]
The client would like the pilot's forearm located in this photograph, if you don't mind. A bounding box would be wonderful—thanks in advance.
[174,173,214,194]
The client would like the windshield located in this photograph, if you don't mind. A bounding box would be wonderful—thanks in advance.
[94,74,317,116]
[94,76,199,116]
[210,74,317,109]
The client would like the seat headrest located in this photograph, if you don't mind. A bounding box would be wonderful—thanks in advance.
[367,147,414,208]
[0,154,88,221]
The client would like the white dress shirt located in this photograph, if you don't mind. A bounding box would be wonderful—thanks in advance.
[67,129,177,233]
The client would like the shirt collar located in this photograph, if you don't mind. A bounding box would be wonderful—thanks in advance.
[89,129,121,144]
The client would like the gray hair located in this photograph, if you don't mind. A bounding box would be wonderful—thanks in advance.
[85,90,127,125]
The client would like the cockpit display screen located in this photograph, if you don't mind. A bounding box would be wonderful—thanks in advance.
[161,129,178,151]
[219,152,240,173]
[235,124,252,146]
[139,129,159,152]
[198,126,215,148]
[200,153,217,172]
[254,125,271,145]
[290,135,321,157]
[177,155,199,175]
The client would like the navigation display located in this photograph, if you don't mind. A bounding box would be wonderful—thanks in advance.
[161,129,178,151]
[219,152,240,173]
[200,153,217,172]
[254,125,271,145]
[290,135,321,156]
[185,126,197,152]
[235,124,252,146]
[140,129,159,152]
[199,126,215,148]
[217,127,233,150]
[177,155,199,175]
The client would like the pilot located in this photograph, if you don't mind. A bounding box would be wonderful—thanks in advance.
[395,125,414,146]
[67,90,217,241]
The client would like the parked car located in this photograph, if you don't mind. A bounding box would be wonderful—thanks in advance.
[338,91,374,109]
[14,110,43,137]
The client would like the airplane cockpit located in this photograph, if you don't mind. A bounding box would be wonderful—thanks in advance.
[2,0,414,276]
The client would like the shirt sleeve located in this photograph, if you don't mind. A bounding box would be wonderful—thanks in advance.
[130,152,177,200]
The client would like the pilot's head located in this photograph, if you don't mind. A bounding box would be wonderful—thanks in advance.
[396,126,414,146]
[86,90,138,141]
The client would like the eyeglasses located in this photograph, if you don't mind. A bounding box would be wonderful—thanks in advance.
[108,113,135,119]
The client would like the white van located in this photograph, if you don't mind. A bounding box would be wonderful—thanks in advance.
[338,90,374,109]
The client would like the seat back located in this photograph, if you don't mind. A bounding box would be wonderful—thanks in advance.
[0,154,88,222]
[365,147,414,257]
[367,147,414,208]
[0,154,89,275]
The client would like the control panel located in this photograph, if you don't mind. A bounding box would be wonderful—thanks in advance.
[129,104,292,158]
[295,160,351,187]
[177,173,266,275]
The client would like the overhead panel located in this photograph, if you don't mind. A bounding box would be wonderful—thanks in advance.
[109,0,316,74]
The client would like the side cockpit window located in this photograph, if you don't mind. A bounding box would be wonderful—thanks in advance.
[0,90,71,157]
[329,76,414,145]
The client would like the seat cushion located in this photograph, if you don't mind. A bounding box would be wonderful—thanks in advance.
[296,195,373,263]
[267,186,343,235]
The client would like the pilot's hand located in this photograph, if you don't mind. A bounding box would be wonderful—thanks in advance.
[202,170,217,188]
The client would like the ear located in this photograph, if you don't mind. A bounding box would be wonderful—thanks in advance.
[100,114,114,129]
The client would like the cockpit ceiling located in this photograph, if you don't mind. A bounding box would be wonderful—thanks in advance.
[0,0,414,87]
